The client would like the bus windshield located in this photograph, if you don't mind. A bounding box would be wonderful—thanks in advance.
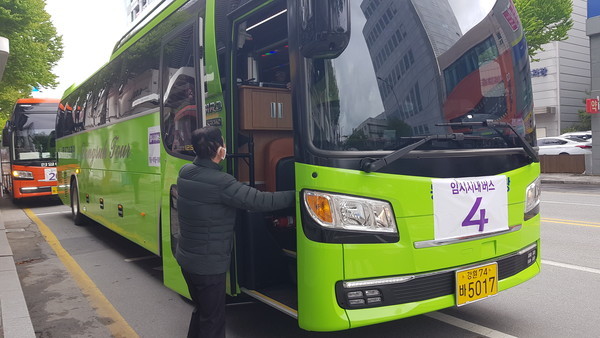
[12,103,57,161]
[306,0,534,152]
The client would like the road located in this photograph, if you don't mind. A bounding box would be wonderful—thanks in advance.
[3,183,599,337]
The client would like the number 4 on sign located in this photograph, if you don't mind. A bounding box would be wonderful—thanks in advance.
[462,197,489,232]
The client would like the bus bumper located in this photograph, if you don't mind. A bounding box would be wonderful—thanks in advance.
[341,242,540,329]
[13,182,58,199]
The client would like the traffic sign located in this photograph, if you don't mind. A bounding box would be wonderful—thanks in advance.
[586,98,599,113]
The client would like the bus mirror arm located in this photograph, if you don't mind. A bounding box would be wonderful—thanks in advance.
[436,120,539,163]
[361,134,465,173]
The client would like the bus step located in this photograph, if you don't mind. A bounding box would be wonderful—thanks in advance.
[281,248,296,259]
[241,284,298,318]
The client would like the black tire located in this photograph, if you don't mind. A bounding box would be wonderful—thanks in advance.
[10,191,20,204]
[559,152,569,155]
[70,182,85,226]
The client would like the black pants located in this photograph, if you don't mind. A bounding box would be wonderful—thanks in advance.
[181,270,227,338]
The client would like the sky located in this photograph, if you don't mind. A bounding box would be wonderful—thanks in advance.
[449,0,496,33]
[34,0,129,99]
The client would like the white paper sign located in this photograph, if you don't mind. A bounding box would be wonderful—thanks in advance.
[148,126,161,167]
[432,175,508,241]
[44,168,57,181]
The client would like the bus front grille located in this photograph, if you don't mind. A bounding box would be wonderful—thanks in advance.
[335,243,537,309]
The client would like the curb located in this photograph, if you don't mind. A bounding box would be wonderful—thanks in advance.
[0,207,35,338]
[540,175,600,185]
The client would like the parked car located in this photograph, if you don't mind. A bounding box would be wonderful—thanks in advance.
[537,136,592,155]
[560,130,592,141]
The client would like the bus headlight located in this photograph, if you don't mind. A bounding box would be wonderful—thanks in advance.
[303,190,397,233]
[12,170,34,180]
[524,177,541,215]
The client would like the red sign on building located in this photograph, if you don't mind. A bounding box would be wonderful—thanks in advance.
[586,98,599,113]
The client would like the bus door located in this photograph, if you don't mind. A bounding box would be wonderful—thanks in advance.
[228,0,298,317]
[160,19,206,296]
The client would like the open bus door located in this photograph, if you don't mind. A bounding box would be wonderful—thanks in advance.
[227,0,299,317]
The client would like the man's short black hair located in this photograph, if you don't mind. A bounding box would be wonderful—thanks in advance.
[191,126,224,159]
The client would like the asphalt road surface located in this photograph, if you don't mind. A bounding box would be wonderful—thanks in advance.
[4,182,599,337]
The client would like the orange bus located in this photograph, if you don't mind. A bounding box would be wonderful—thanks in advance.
[1,98,60,201]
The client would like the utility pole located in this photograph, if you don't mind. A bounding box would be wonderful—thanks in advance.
[586,8,600,174]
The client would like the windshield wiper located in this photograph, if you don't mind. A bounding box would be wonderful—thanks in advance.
[360,133,466,173]
[436,119,539,163]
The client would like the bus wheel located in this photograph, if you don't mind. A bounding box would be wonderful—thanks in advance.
[70,183,85,226]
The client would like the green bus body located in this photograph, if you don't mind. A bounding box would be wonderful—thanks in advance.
[56,0,541,331]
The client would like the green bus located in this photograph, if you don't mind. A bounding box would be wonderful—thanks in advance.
[56,0,541,331]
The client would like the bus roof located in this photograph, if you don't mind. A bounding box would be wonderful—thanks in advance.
[16,98,60,104]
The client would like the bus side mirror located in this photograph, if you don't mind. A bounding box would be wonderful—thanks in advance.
[299,0,350,59]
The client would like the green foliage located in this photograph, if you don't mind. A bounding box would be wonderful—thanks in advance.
[0,0,63,124]
[561,110,591,133]
[515,0,573,60]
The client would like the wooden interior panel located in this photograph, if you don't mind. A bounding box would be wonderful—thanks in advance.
[236,130,293,189]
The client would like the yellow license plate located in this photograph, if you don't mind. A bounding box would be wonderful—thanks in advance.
[51,186,58,194]
[456,262,498,306]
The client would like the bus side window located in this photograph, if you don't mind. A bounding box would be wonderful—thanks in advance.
[161,26,197,157]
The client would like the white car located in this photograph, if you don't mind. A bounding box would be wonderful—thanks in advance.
[537,136,592,155]
[560,130,592,141]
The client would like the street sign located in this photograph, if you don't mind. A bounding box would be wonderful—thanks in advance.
[586,98,599,113]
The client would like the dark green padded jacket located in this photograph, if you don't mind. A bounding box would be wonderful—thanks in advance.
[175,157,295,275]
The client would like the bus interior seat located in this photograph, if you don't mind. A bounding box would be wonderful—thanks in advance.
[275,157,294,191]
[263,136,296,259]
[264,137,294,192]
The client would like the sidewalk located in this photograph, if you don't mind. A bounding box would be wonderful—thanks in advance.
[540,173,600,185]
[0,203,36,338]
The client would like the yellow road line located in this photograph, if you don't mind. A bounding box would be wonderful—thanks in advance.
[25,208,139,338]
[541,217,600,228]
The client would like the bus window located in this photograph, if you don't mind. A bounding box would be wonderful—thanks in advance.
[161,26,197,157]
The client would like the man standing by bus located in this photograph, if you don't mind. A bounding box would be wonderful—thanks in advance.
[176,126,294,338]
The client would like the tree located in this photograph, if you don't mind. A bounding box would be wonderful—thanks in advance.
[514,0,573,59]
[561,110,591,133]
[0,0,63,124]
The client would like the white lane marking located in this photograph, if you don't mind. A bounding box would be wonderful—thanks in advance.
[542,260,600,275]
[124,255,156,262]
[36,211,72,216]
[426,312,517,338]
[542,191,600,198]
[541,200,600,207]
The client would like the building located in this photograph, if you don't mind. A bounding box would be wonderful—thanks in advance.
[531,0,590,138]
[361,0,462,137]
[125,0,160,23]
[0,37,9,81]
[586,0,600,174]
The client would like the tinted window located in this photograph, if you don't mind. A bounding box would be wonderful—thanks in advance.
[12,107,58,160]
[161,26,198,157]
[116,31,160,118]
[60,28,161,135]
